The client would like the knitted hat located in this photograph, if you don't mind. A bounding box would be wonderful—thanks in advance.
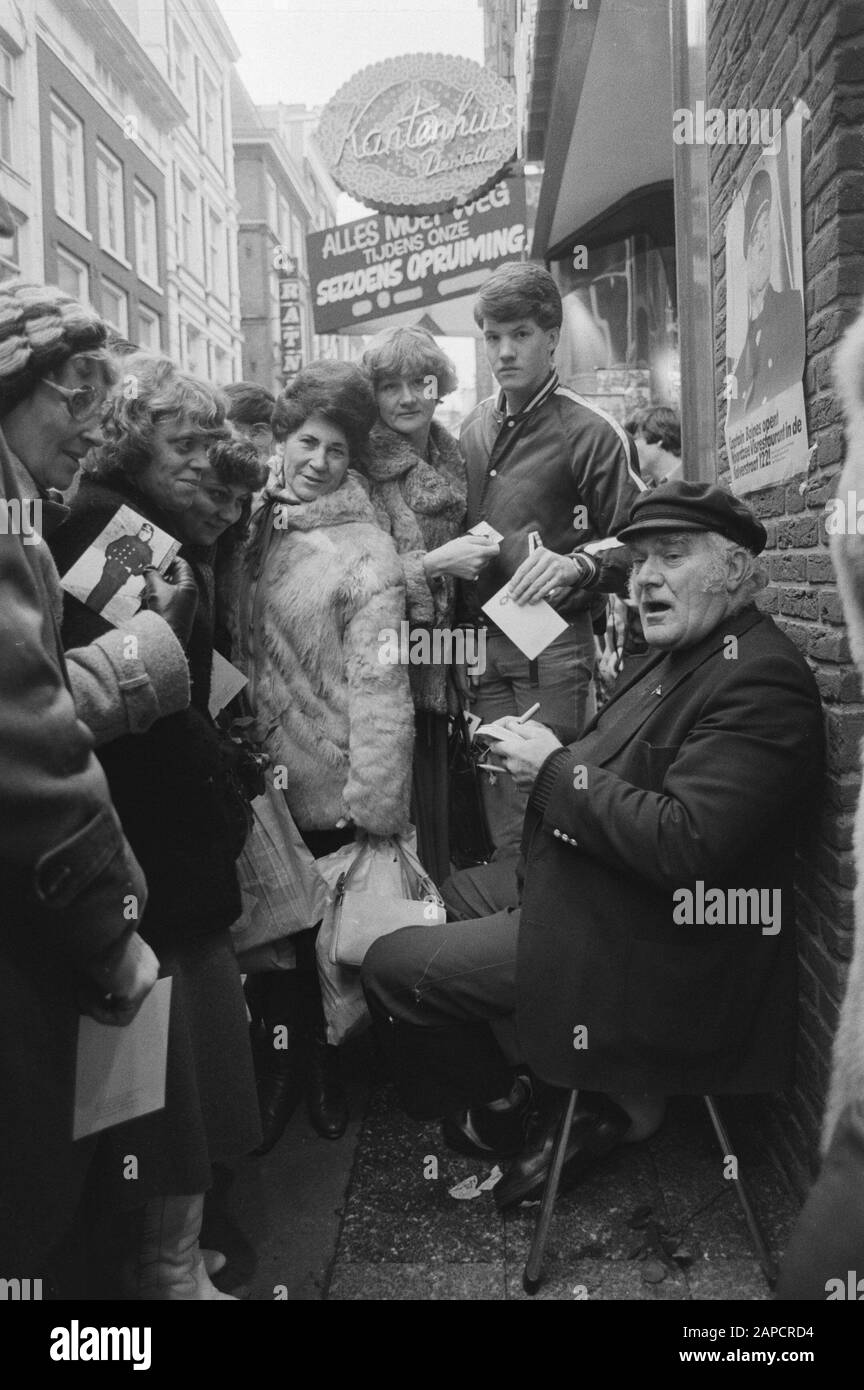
[0,281,108,414]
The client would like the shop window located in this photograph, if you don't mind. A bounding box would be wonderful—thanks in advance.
[551,231,679,422]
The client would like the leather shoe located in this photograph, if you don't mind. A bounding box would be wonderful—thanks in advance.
[494,1092,631,1211]
[307,1034,348,1140]
[442,1077,534,1159]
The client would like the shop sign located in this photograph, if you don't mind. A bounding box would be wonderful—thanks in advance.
[317,53,517,215]
[306,178,526,335]
[278,267,302,382]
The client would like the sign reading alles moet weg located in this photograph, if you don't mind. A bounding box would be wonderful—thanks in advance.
[317,53,517,215]
[306,178,527,335]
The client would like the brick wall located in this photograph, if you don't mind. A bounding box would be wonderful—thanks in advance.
[708,0,864,1192]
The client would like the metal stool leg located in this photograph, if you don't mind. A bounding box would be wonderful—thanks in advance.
[703,1094,778,1287]
[523,1089,579,1296]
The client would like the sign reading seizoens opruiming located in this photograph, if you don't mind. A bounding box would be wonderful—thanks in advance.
[307,178,526,335]
[317,53,517,215]
[277,258,302,383]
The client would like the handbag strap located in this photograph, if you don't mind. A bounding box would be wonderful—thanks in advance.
[391,836,443,902]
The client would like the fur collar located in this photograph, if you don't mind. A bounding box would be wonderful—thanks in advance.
[263,470,377,532]
[366,420,466,517]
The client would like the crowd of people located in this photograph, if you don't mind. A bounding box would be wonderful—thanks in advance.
[0,260,858,1301]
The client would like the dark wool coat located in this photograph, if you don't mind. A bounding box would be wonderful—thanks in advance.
[517,607,824,1096]
[365,419,467,715]
[0,433,148,1271]
[50,471,243,950]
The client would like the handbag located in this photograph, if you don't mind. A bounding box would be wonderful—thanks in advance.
[313,832,445,1046]
[326,834,446,968]
[448,707,494,869]
[231,779,330,960]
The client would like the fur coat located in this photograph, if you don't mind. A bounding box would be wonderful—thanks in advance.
[365,419,467,715]
[241,472,414,835]
[825,314,864,1149]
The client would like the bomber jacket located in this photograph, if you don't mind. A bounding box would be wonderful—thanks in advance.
[458,370,645,625]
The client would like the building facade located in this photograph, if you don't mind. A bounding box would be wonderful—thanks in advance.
[1,0,243,380]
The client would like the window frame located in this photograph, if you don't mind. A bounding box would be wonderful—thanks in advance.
[96,140,127,262]
[101,276,129,337]
[50,93,87,232]
[133,179,159,286]
[55,245,90,302]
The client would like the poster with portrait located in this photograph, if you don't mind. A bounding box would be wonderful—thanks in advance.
[60,504,181,627]
[724,109,808,496]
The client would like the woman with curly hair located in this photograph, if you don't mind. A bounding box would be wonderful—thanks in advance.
[231,360,414,1152]
[51,354,268,1300]
[361,326,498,884]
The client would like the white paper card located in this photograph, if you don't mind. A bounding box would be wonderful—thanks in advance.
[481,583,568,660]
[469,520,504,543]
[209,651,248,717]
[582,536,626,555]
[60,505,181,627]
[73,977,172,1140]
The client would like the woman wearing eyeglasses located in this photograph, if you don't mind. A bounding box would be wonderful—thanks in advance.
[0,282,192,1284]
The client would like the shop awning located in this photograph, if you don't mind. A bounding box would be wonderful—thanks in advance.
[528,0,674,259]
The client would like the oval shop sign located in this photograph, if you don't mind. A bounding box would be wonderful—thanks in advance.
[317,52,517,215]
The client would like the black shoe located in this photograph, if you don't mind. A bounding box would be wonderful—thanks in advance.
[441,1077,534,1159]
[307,1035,348,1140]
[253,1028,305,1156]
[494,1092,631,1212]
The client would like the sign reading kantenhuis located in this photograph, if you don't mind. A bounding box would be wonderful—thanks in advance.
[317,53,517,215]
[307,178,527,335]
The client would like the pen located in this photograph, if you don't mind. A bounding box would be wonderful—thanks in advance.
[517,701,541,724]
[477,762,508,773]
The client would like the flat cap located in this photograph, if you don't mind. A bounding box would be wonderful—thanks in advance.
[616,480,767,555]
[743,167,772,255]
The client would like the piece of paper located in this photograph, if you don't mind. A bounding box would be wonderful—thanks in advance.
[73,977,172,1140]
[463,710,483,745]
[469,520,504,543]
[60,505,181,627]
[481,582,568,660]
[582,536,626,555]
[209,651,248,717]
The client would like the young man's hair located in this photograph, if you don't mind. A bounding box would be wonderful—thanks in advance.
[222,380,276,429]
[624,405,649,437]
[472,262,563,331]
[640,405,681,458]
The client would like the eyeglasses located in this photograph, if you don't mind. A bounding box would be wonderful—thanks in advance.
[41,378,103,422]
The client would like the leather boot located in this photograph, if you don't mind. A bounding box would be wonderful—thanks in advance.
[306,1025,348,1140]
[247,971,306,1156]
[123,1195,237,1301]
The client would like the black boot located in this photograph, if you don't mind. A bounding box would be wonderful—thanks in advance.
[306,1024,349,1140]
[246,972,306,1156]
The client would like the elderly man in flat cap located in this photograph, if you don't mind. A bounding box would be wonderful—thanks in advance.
[363,481,824,1209]
[728,168,805,424]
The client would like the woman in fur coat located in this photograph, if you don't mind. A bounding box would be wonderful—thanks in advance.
[361,327,499,883]
[233,361,414,1151]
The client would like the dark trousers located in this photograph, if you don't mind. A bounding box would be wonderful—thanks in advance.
[361,860,523,1118]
